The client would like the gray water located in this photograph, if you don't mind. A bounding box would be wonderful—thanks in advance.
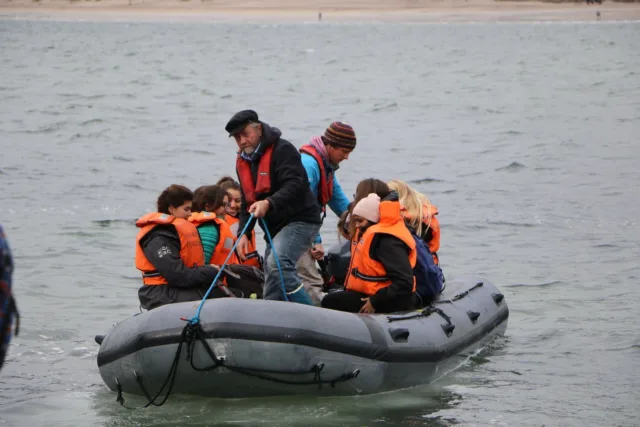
[1,17,639,427]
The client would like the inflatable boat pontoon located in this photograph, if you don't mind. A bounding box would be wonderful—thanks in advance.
[96,273,508,400]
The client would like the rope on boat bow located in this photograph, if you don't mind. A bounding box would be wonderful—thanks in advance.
[115,215,347,409]
[114,323,192,409]
[115,321,360,409]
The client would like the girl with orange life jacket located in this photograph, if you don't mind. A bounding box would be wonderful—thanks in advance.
[190,185,237,266]
[387,180,442,266]
[135,185,230,311]
[217,176,262,268]
[337,178,392,241]
[322,192,417,314]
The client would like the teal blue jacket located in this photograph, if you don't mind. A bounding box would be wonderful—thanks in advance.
[197,223,219,264]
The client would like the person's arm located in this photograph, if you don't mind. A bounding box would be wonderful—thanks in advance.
[368,234,414,309]
[140,226,219,289]
[265,141,309,212]
[328,176,350,217]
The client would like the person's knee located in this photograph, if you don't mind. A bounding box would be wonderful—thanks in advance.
[265,252,278,272]
[320,297,330,308]
[276,225,316,259]
[268,249,299,270]
[265,254,296,275]
[321,292,337,309]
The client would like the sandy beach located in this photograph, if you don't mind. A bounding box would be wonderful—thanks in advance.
[0,0,639,22]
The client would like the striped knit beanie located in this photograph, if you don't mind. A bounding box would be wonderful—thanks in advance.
[322,121,357,150]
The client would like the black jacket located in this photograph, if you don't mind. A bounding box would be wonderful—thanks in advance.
[367,233,415,310]
[236,122,321,239]
[137,225,221,310]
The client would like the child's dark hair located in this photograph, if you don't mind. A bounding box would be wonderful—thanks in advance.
[157,185,193,214]
[354,178,390,204]
[193,185,207,203]
[192,185,228,213]
[216,176,241,192]
[338,179,390,240]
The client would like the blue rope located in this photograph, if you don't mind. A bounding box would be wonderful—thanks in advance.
[259,217,288,302]
[189,213,255,325]
[189,213,289,324]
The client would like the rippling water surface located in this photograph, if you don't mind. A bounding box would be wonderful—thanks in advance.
[0,18,639,427]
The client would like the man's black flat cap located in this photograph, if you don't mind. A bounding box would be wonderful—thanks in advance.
[225,110,259,137]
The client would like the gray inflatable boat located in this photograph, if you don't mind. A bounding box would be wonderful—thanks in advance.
[96,275,508,401]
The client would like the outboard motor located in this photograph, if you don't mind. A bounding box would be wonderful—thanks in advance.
[325,240,351,287]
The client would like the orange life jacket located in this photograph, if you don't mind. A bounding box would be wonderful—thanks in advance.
[345,200,417,296]
[403,203,441,265]
[135,212,204,286]
[423,204,441,264]
[224,215,261,268]
[188,212,238,266]
[236,145,275,206]
[299,144,334,206]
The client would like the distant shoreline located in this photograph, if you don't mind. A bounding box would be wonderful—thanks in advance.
[1,0,638,22]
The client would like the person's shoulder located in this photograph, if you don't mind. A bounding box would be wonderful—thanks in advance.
[300,151,318,168]
[373,232,408,249]
[272,138,301,159]
[140,224,178,247]
[274,137,296,151]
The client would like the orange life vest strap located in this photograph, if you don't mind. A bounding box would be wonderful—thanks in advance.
[299,144,334,207]
[236,145,275,206]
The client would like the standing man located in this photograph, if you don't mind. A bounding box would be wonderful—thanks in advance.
[297,121,356,304]
[226,110,321,305]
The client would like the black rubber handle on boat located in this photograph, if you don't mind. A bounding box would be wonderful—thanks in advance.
[492,293,504,305]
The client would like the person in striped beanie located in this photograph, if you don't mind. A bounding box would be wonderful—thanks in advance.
[297,121,357,304]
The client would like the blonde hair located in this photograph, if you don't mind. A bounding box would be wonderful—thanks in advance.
[387,180,433,236]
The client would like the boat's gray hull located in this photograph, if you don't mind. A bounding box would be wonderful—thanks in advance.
[97,276,508,398]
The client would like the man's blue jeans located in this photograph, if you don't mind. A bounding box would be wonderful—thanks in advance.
[263,221,321,304]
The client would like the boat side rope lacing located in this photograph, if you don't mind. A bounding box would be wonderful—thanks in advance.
[114,322,360,409]
[387,305,456,337]
[387,283,485,323]
[387,282,488,341]
[387,305,452,324]
[433,281,484,304]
